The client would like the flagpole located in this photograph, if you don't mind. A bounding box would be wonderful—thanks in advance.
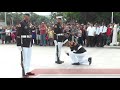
[5,12,7,26]
[111,12,113,23]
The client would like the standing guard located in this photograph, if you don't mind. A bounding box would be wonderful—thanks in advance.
[16,13,35,78]
[54,16,67,64]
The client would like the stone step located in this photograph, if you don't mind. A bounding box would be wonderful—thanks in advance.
[104,45,120,49]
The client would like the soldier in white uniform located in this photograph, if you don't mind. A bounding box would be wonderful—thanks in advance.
[16,13,35,78]
[54,16,68,64]
[65,41,92,65]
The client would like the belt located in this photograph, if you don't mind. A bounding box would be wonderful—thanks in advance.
[57,34,64,36]
[78,46,82,50]
[21,35,32,38]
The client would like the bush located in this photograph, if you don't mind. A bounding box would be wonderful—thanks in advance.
[117,33,120,41]
[117,33,120,46]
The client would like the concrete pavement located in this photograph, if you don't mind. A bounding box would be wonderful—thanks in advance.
[0,44,120,78]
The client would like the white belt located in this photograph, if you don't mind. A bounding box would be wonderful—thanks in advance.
[57,34,64,36]
[78,46,82,50]
[21,35,32,38]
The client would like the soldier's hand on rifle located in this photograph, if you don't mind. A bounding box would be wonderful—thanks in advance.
[18,46,22,51]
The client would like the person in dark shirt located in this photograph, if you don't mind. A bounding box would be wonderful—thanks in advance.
[1,28,6,44]
[66,41,92,65]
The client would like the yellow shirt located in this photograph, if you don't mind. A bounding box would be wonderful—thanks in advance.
[48,30,54,38]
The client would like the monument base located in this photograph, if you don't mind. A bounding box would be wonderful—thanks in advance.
[110,42,119,46]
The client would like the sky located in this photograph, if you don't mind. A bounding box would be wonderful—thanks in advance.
[34,12,51,16]
[12,12,51,16]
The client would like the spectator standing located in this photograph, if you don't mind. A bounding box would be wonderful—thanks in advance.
[1,27,6,44]
[99,23,107,47]
[106,24,112,45]
[5,27,11,44]
[77,27,83,45]
[39,22,47,46]
[36,26,40,45]
[86,23,95,47]
[48,27,54,46]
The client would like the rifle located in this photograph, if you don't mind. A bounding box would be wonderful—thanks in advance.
[56,35,60,62]
[21,37,25,77]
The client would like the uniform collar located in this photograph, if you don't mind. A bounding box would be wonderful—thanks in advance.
[24,19,29,23]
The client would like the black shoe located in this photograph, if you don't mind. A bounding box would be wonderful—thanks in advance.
[88,57,92,65]
[72,62,80,65]
[26,72,35,76]
[22,75,29,78]
[55,60,64,64]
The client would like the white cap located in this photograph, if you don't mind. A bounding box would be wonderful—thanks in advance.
[56,16,62,19]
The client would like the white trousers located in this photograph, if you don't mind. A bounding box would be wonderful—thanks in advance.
[54,40,63,61]
[69,52,89,65]
[22,47,32,74]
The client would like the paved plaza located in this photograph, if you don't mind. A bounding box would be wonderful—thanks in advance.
[0,44,120,78]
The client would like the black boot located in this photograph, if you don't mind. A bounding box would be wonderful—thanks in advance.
[72,62,80,65]
[88,57,92,65]
[55,60,64,64]
[22,75,29,78]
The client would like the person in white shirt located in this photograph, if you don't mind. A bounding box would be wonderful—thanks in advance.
[93,24,97,46]
[86,23,95,47]
[99,23,107,47]
[94,24,100,47]
[5,27,11,44]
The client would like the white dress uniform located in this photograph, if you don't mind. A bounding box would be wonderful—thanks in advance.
[54,16,68,64]
[67,43,92,65]
[16,19,33,75]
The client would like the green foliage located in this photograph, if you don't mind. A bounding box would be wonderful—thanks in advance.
[1,12,120,26]
[0,12,49,26]
[61,12,120,25]
[117,33,120,42]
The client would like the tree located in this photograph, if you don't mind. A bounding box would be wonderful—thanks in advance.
[61,12,120,25]
[0,12,50,26]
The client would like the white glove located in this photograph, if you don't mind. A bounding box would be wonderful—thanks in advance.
[63,39,68,45]
[54,40,58,45]
[18,46,22,51]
